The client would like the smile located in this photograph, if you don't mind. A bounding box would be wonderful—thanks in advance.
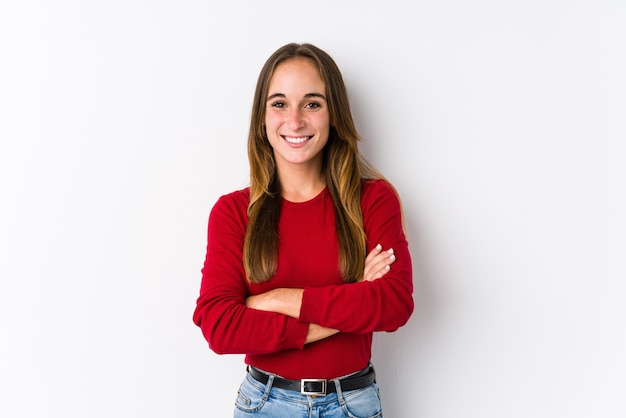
[283,136,312,144]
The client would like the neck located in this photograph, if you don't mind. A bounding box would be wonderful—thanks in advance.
[277,165,326,203]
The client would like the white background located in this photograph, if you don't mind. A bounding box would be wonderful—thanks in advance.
[1,1,625,417]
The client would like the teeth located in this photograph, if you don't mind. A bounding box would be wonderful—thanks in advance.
[284,136,310,144]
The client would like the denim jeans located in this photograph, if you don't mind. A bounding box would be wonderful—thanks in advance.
[233,370,383,417]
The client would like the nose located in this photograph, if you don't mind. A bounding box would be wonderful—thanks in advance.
[286,108,305,130]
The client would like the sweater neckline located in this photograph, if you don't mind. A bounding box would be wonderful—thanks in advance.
[281,187,328,207]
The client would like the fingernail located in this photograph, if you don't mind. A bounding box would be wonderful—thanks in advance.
[389,254,396,261]
[387,248,394,254]
[376,244,382,250]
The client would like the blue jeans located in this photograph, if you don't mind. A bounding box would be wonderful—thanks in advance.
[233,370,383,417]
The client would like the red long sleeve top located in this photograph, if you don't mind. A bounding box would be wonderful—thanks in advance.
[193,179,414,380]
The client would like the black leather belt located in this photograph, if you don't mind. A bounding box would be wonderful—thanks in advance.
[248,365,376,396]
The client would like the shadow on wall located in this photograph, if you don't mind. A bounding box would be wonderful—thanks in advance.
[371,201,436,416]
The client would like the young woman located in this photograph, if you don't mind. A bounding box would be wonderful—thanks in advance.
[193,43,414,417]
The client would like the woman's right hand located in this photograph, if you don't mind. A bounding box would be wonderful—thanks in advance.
[361,244,396,282]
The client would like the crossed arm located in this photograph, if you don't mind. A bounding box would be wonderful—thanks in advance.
[245,244,397,344]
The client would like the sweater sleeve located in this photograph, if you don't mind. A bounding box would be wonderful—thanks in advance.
[192,192,309,355]
[299,180,414,333]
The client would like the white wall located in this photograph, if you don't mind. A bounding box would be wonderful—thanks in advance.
[1,1,624,417]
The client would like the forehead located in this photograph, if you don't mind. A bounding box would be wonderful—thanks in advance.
[268,58,325,92]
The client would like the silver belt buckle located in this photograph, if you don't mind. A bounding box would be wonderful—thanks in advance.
[300,378,327,396]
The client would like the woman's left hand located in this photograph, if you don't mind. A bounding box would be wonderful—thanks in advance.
[245,244,396,316]
[361,244,396,282]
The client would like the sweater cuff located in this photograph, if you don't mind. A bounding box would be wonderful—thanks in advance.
[299,287,322,325]
[288,315,311,349]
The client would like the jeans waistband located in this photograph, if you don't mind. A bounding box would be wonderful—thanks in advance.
[247,365,376,396]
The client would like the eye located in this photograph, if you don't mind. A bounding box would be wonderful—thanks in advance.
[305,102,321,109]
[270,101,286,109]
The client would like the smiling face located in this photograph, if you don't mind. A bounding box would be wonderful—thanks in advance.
[264,58,330,176]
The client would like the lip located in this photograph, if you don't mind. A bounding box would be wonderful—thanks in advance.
[282,135,313,146]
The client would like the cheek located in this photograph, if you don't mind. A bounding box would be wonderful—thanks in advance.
[264,111,282,128]
[318,117,331,137]
[318,113,331,131]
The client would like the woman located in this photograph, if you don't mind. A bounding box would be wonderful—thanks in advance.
[193,43,414,417]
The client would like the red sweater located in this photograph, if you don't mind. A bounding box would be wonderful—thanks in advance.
[193,179,414,380]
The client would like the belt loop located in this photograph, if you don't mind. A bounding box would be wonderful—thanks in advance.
[249,366,275,400]
[332,377,346,406]
[262,374,274,401]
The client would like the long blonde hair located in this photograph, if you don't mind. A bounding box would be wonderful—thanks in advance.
[244,43,382,283]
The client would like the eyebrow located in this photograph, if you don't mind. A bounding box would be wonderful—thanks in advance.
[266,92,327,101]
